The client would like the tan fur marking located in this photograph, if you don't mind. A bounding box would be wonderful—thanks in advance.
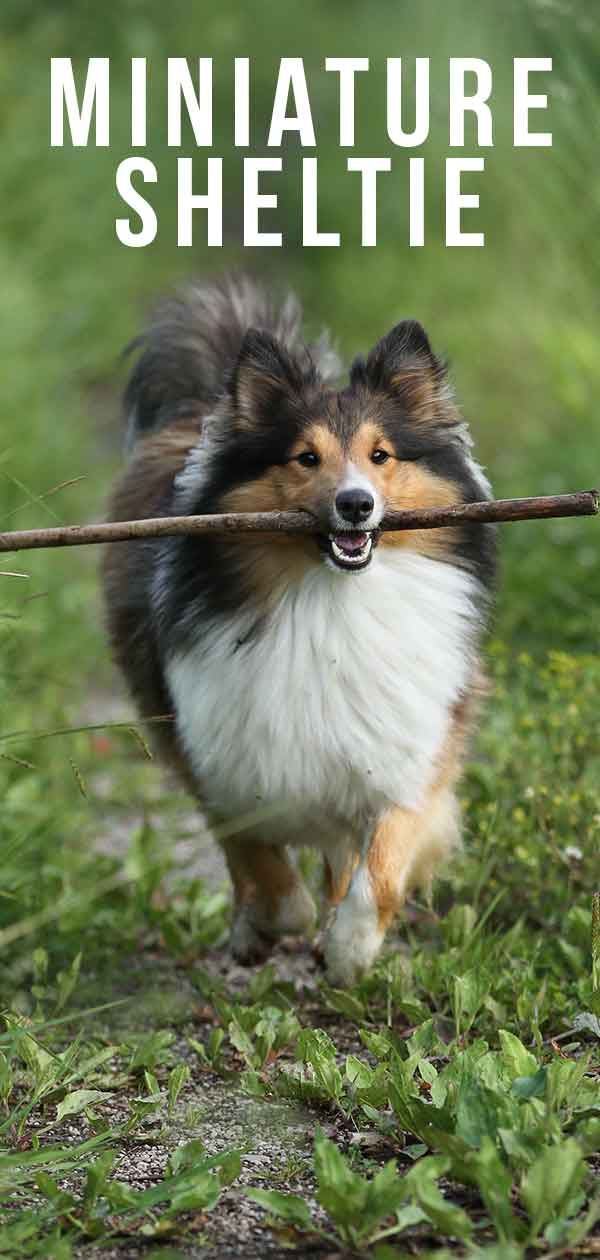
[288,424,345,469]
[379,465,463,559]
[388,359,459,427]
[347,421,392,469]
[220,425,343,523]
[389,369,437,422]
[222,838,299,911]
[344,422,463,560]
[219,477,318,597]
[219,473,287,518]
[218,425,347,598]
[367,688,477,930]
[223,836,317,949]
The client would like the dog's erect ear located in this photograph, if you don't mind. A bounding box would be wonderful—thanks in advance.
[351,320,457,426]
[230,329,312,428]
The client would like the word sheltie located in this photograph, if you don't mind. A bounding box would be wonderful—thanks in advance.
[50,56,553,249]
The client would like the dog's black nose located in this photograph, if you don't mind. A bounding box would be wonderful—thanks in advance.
[335,488,375,525]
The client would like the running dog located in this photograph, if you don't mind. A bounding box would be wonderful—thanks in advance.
[103,275,496,986]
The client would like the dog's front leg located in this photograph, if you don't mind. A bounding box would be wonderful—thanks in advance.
[323,790,459,987]
[222,837,317,963]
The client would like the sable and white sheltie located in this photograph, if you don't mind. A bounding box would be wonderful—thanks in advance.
[103,275,496,986]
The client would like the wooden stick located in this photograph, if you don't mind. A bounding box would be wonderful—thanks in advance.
[0,491,597,554]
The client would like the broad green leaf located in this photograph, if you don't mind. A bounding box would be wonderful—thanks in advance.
[55,951,82,1012]
[391,1202,429,1231]
[56,1089,106,1121]
[521,1139,585,1239]
[298,1030,344,1105]
[418,1059,438,1086]
[345,1055,376,1088]
[245,1188,312,1228]
[104,1179,140,1210]
[572,1011,600,1038]
[228,1015,259,1068]
[359,1028,395,1061]
[170,1171,220,1213]
[512,1067,547,1099]
[362,1159,408,1238]
[547,1054,592,1110]
[406,1019,445,1058]
[469,1137,520,1243]
[239,1067,268,1097]
[167,1140,206,1177]
[498,1127,546,1168]
[498,1030,538,1080]
[297,1028,337,1062]
[167,1064,189,1111]
[313,1131,409,1245]
[565,1190,600,1248]
[247,963,277,1002]
[218,1149,241,1187]
[129,1030,174,1071]
[314,1128,366,1239]
[452,971,490,1036]
[404,1156,472,1241]
[36,1171,75,1211]
[10,1025,55,1078]
[144,1069,160,1097]
[322,987,366,1022]
[255,1007,299,1059]
[63,1044,119,1087]
[455,1075,505,1148]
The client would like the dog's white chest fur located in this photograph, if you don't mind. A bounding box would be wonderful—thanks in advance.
[166,550,481,835]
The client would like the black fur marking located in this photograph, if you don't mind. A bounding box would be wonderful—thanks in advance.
[351,319,434,388]
[231,327,318,420]
[125,274,339,445]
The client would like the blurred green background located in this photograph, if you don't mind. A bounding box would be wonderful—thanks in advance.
[1,1,598,974]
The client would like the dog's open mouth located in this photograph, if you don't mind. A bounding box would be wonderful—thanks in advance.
[322,531,378,571]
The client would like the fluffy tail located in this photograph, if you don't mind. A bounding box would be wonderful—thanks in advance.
[124,273,340,448]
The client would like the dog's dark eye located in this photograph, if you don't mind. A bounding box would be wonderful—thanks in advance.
[371,448,391,465]
[296,451,320,468]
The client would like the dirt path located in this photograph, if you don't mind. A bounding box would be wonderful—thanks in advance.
[69,689,370,1259]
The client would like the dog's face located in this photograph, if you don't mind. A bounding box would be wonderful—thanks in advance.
[215,319,480,574]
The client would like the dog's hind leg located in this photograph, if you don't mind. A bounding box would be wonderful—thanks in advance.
[221,838,317,962]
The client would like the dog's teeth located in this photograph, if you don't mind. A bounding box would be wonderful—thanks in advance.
[330,536,373,566]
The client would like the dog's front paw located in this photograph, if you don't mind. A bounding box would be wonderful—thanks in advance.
[323,902,384,988]
[230,881,317,966]
[256,882,317,938]
[229,909,273,965]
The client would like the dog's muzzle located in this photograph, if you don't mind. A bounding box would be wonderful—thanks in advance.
[319,529,381,571]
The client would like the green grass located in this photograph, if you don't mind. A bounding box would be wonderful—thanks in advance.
[1,1,600,1256]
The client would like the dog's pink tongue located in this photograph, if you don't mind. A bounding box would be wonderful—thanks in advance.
[334,532,368,553]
